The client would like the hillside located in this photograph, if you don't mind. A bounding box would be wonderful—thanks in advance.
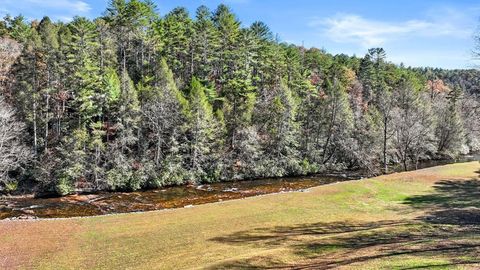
[1,2,479,195]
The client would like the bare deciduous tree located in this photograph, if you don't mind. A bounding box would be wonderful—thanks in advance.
[391,82,435,171]
[0,97,31,186]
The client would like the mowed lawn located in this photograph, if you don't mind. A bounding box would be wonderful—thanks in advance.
[1,162,480,270]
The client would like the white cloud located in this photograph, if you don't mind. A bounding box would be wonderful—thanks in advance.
[388,50,472,69]
[311,10,472,48]
[26,0,91,13]
[53,15,75,22]
[0,0,91,22]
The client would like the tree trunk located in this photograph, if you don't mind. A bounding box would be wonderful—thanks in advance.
[33,100,38,156]
[44,94,50,153]
[383,116,388,174]
[322,94,338,164]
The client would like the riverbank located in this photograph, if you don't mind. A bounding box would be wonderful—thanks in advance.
[1,161,479,269]
[4,154,478,200]
[2,156,479,220]
[1,174,351,220]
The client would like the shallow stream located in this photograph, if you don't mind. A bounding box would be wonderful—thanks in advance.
[1,155,478,220]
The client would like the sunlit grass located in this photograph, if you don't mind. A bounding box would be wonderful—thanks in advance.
[0,161,479,269]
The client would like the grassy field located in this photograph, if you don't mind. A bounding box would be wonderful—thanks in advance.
[1,162,479,269]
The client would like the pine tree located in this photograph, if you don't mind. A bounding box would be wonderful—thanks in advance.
[255,81,301,176]
[158,7,193,84]
[223,73,256,150]
[140,59,189,186]
[187,77,222,182]
[213,4,241,86]
[105,0,157,83]
[37,17,62,152]
[12,26,43,156]
[3,15,32,43]
[106,71,142,190]
[0,20,8,37]
[192,6,219,81]
[94,18,117,70]
[320,68,355,166]
[67,17,103,125]
[365,48,393,173]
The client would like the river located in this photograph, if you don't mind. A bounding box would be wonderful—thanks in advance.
[1,155,478,220]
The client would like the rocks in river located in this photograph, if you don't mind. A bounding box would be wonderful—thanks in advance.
[195,185,213,191]
[62,194,100,203]
[8,215,38,221]
[22,209,35,215]
[196,185,213,191]
[223,188,239,192]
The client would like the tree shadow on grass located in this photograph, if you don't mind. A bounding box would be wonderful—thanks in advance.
[209,220,480,269]
[405,177,480,225]
[208,169,480,269]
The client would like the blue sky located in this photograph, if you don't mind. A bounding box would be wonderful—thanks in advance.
[2,0,479,69]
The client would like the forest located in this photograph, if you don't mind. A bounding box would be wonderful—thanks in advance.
[0,0,479,195]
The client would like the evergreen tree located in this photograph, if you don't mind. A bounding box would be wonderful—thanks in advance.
[3,15,32,43]
[212,4,241,86]
[12,27,43,156]
[140,59,189,186]
[187,78,222,182]
[105,0,157,82]
[106,71,142,190]
[255,81,302,177]
[158,7,193,84]
[365,48,393,173]
[192,6,219,81]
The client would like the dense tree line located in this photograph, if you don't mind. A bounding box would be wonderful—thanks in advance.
[415,68,480,95]
[0,1,479,195]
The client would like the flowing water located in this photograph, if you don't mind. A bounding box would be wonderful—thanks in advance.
[1,155,478,220]
[0,175,347,220]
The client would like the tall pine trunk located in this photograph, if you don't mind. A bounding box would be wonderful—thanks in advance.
[383,116,388,174]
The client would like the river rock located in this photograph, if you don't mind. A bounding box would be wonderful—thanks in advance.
[22,209,35,215]
[18,215,37,220]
